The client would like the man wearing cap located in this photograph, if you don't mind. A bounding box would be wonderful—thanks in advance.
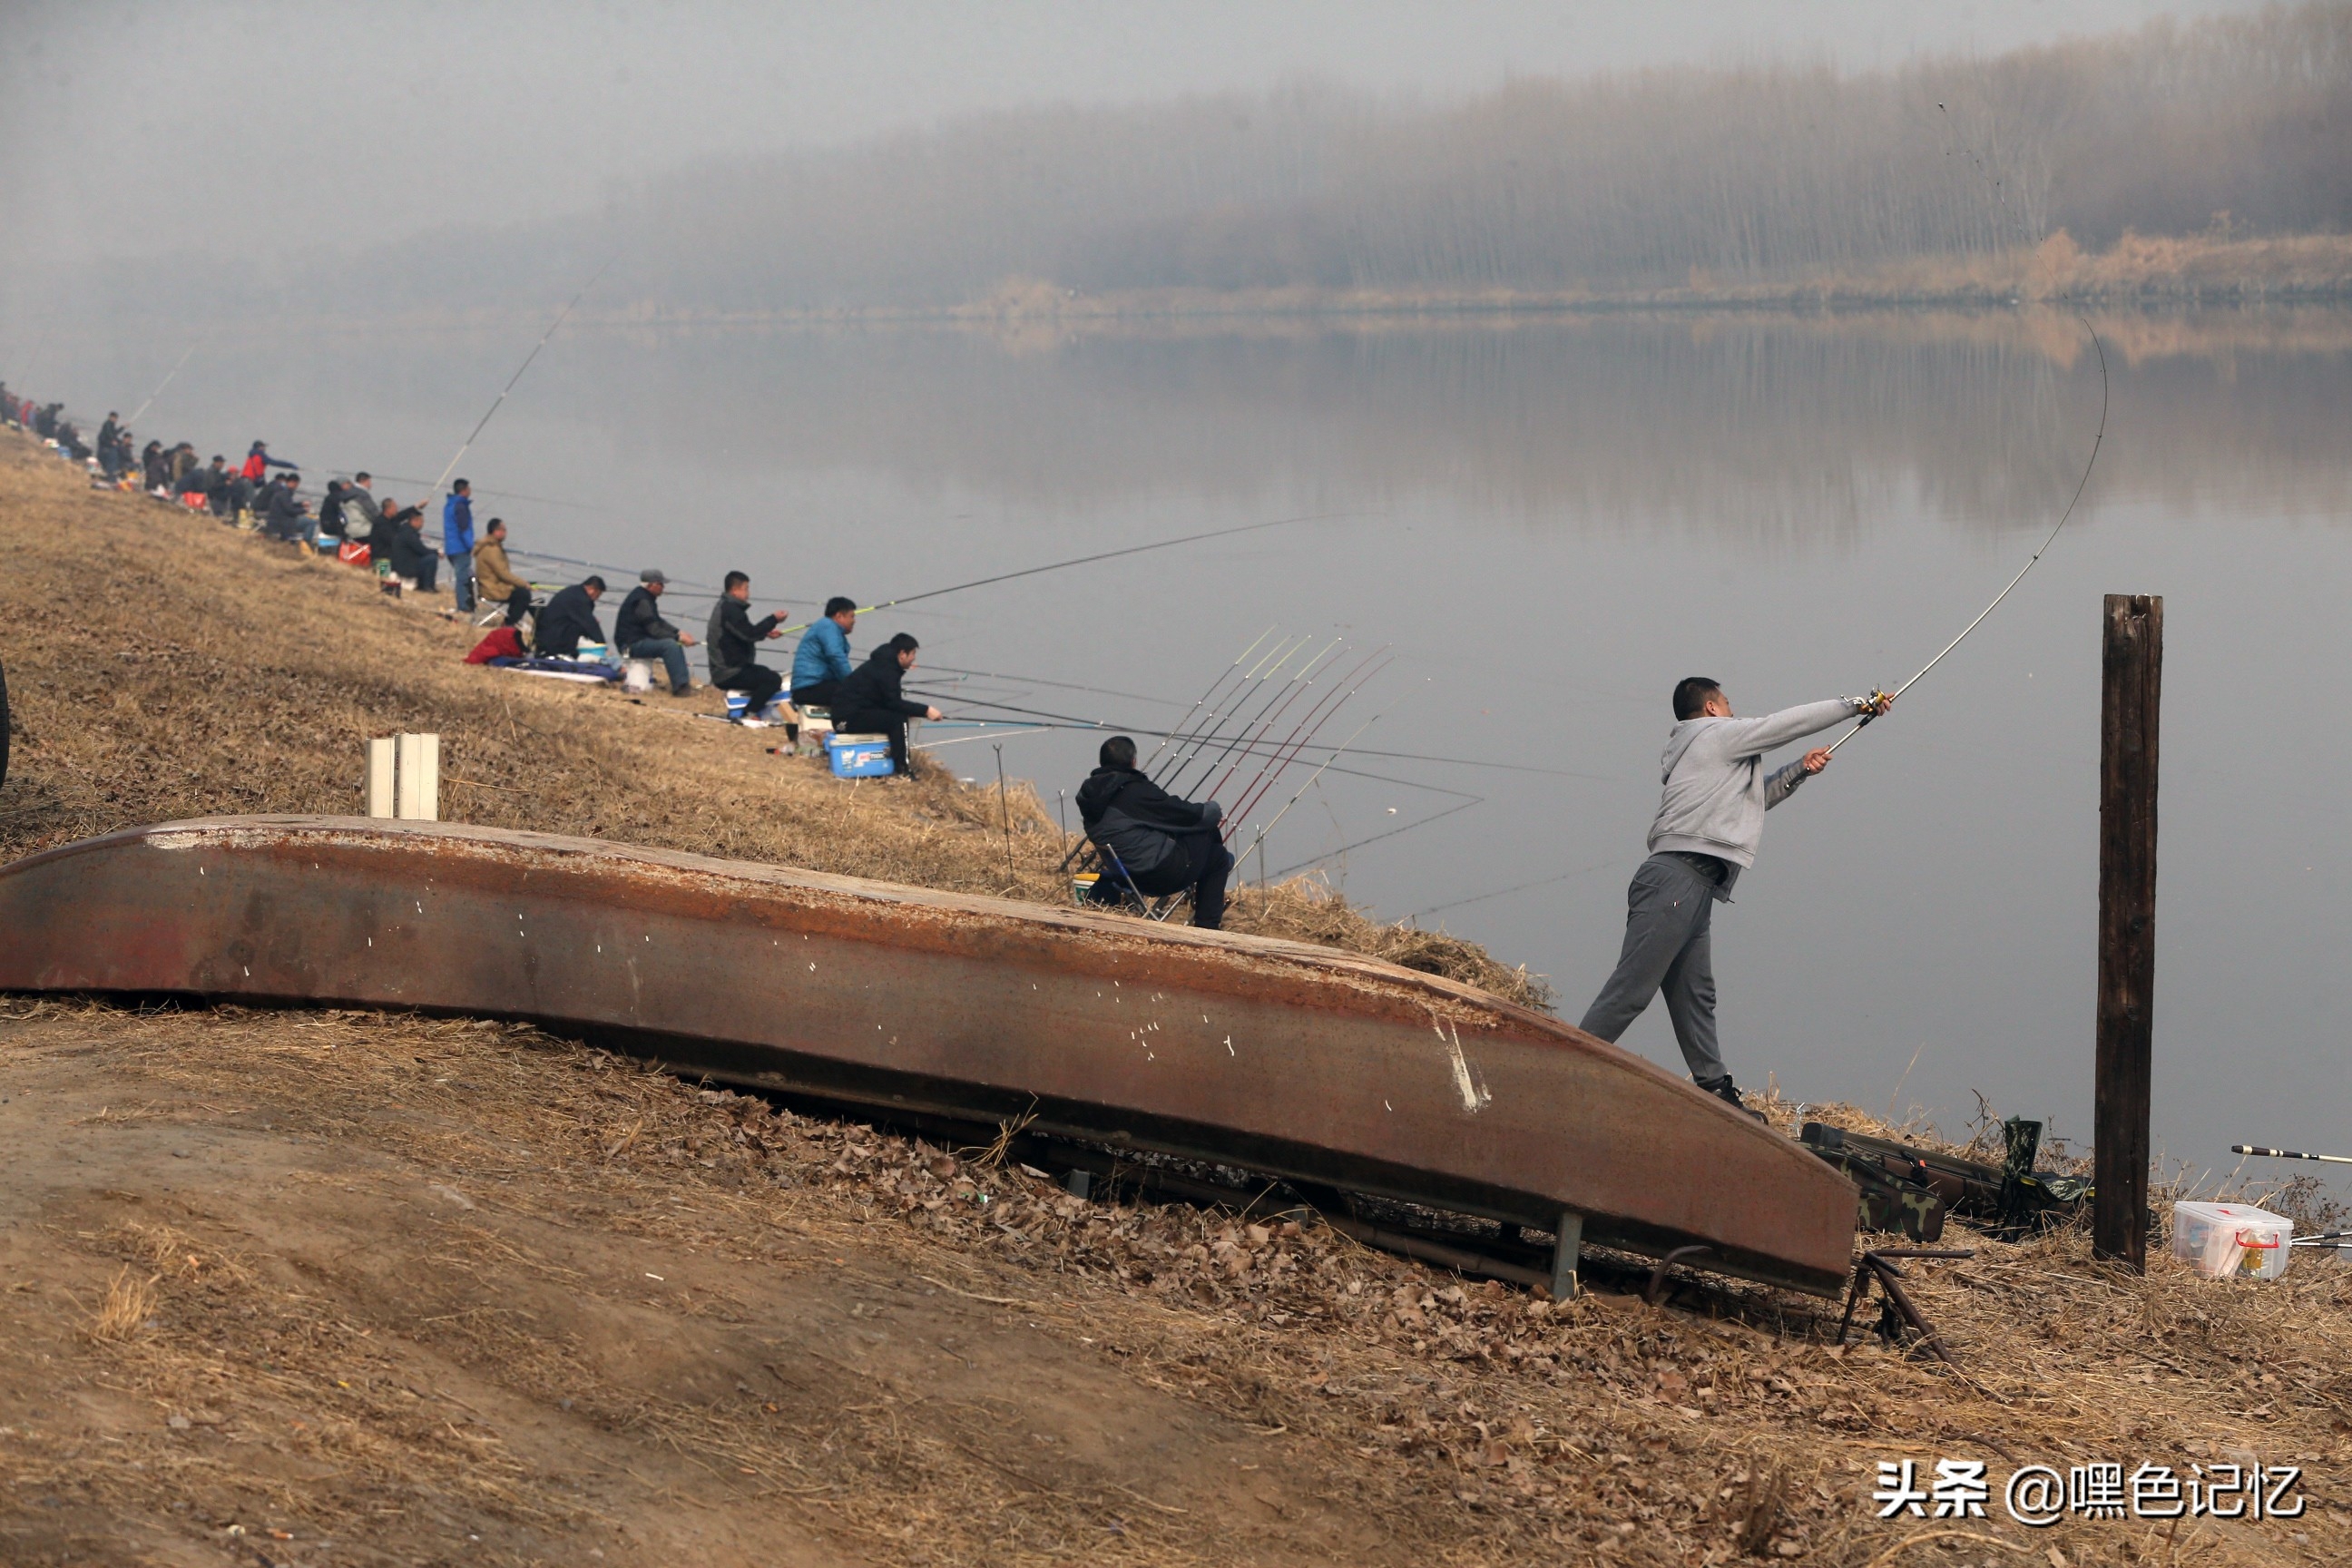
[534,575,608,659]
[613,569,698,695]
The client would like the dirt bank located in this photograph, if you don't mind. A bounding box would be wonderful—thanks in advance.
[1,436,2346,1566]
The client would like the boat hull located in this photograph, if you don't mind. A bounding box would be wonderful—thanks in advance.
[0,818,1857,1294]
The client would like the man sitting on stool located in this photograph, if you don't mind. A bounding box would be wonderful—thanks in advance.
[471,519,534,626]
[707,571,788,716]
[1074,735,1234,930]
[534,575,606,657]
[830,632,942,778]
[791,596,858,713]
[614,568,698,695]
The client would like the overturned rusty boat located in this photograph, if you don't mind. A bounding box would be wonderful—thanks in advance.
[0,817,1857,1295]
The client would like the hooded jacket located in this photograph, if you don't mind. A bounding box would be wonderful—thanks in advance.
[613,585,681,651]
[1074,766,1220,878]
[705,597,782,685]
[535,584,606,657]
[832,645,928,723]
[1647,699,1863,887]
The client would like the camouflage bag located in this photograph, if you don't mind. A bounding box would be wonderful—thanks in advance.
[1799,1124,1948,1242]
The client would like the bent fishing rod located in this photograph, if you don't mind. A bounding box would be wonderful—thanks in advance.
[1823,310,2111,759]
[776,510,1357,636]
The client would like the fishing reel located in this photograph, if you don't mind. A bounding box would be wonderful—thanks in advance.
[1851,689,1895,727]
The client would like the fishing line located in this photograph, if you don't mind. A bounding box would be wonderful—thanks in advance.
[1264,796,1485,880]
[925,662,1188,710]
[1407,858,1621,921]
[1222,649,1390,827]
[124,339,201,426]
[1822,311,2110,758]
[777,510,1358,635]
[426,250,621,503]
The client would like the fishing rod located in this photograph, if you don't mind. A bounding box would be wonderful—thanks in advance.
[927,662,1190,712]
[1134,631,1275,774]
[1185,641,1355,808]
[1223,648,1391,828]
[1149,635,1318,799]
[425,250,621,503]
[1231,686,1399,874]
[776,511,1354,636]
[1820,313,2111,758]
[124,339,201,426]
[899,691,1478,799]
[1162,637,1339,799]
[2231,1145,2352,1166]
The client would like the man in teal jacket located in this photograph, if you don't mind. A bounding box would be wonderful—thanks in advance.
[791,596,858,711]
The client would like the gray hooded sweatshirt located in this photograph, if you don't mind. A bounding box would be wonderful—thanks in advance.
[1647,699,1866,888]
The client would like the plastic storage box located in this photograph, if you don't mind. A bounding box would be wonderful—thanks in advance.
[2171,1200,2293,1280]
[829,733,894,778]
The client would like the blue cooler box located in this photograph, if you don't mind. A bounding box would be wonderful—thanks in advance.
[828,733,895,778]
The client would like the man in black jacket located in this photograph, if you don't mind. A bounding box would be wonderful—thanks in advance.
[705,571,788,715]
[613,569,697,695]
[260,472,316,550]
[535,576,607,658]
[830,632,942,778]
[1074,735,1233,929]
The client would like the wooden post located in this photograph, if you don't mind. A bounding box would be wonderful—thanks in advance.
[2094,594,2161,1270]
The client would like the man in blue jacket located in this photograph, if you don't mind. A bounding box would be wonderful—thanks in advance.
[1578,677,1889,1115]
[442,480,477,614]
[791,596,858,711]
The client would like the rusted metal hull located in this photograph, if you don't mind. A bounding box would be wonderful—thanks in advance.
[0,818,1857,1294]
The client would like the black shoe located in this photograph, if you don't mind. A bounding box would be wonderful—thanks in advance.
[1697,1074,1768,1122]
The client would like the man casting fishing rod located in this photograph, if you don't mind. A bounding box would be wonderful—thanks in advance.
[1579,679,1891,1116]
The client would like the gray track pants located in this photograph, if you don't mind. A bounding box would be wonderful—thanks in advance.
[1578,853,1724,1083]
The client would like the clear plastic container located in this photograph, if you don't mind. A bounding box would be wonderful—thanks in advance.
[2171,1200,2293,1280]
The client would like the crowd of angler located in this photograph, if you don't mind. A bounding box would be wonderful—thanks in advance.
[0,377,957,757]
[0,376,1241,927]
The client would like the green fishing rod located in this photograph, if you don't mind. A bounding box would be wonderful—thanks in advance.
[773,511,1354,636]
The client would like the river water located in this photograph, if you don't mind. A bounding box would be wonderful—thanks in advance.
[42,309,2352,1190]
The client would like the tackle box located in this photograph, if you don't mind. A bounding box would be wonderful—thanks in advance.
[828,733,895,778]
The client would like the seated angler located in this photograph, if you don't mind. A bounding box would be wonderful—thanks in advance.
[613,568,698,695]
[470,518,534,625]
[1073,735,1235,930]
[705,571,789,716]
[534,575,607,658]
[260,471,318,551]
[790,596,858,713]
[829,632,943,779]
[384,495,438,590]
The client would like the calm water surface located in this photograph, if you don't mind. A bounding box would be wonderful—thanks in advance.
[42,309,2352,1188]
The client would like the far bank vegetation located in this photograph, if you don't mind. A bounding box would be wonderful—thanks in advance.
[152,1,2349,328]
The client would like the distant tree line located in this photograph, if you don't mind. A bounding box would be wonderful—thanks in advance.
[17,2,2346,324]
[609,2,2347,309]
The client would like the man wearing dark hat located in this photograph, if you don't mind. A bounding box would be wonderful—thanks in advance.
[613,569,698,695]
[534,574,608,659]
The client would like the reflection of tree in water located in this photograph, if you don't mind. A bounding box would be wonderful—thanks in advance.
[533,313,2352,548]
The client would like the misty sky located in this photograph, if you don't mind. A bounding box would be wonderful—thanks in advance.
[3,0,2268,268]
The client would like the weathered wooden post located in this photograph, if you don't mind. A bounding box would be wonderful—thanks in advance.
[2094,594,2161,1270]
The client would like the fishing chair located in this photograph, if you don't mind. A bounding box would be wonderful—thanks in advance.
[1072,839,1189,924]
